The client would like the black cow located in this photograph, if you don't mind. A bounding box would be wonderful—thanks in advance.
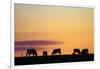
[26,49,37,56]
[43,51,48,56]
[52,48,61,55]
[81,49,89,57]
[72,48,81,55]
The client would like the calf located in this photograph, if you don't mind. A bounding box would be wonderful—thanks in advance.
[43,51,48,56]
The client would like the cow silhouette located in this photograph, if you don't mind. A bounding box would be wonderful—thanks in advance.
[72,48,81,55]
[52,48,61,55]
[26,49,37,56]
[81,49,89,57]
[43,51,48,56]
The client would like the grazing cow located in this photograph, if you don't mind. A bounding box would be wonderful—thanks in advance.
[72,48,81,55]
[81,49,89,56]
[52,48,61,55]
[43,51,48,56]
[26,49,37,56]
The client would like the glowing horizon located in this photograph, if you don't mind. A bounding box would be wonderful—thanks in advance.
[15,4,94,57]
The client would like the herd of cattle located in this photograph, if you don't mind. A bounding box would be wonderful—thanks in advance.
[25,48,89,57]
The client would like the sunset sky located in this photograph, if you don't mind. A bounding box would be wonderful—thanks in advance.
[15,4,94,57]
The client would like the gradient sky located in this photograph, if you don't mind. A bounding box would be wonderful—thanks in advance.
[15,4,94,57]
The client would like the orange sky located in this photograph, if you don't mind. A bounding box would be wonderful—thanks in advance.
[15,4,94,57]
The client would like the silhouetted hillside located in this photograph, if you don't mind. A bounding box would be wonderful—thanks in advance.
[15,54,94,65]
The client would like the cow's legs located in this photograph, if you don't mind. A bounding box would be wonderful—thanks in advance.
[29,53,31,56]
[53,53,56,55]
[26,52,28,56]
[52,53,53,55]
[52,53,54,55]
[59,52,61,55]
[35,53,37,56]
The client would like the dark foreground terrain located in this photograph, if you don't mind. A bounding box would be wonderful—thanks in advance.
[15,54,94,66]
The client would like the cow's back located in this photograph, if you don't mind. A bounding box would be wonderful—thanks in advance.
[52,48,61,53]
[27,49,36,53]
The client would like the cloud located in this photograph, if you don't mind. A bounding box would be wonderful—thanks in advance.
[15,46,44,51]
[15,40,62,46]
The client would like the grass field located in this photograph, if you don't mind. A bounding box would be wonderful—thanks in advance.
[15,54,94,66]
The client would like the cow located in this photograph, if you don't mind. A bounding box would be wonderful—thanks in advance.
[52,48,61,55]
[43,51,48,56]
[81,49,89,57]
[26,48,37,56]
[72,48,81,55]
